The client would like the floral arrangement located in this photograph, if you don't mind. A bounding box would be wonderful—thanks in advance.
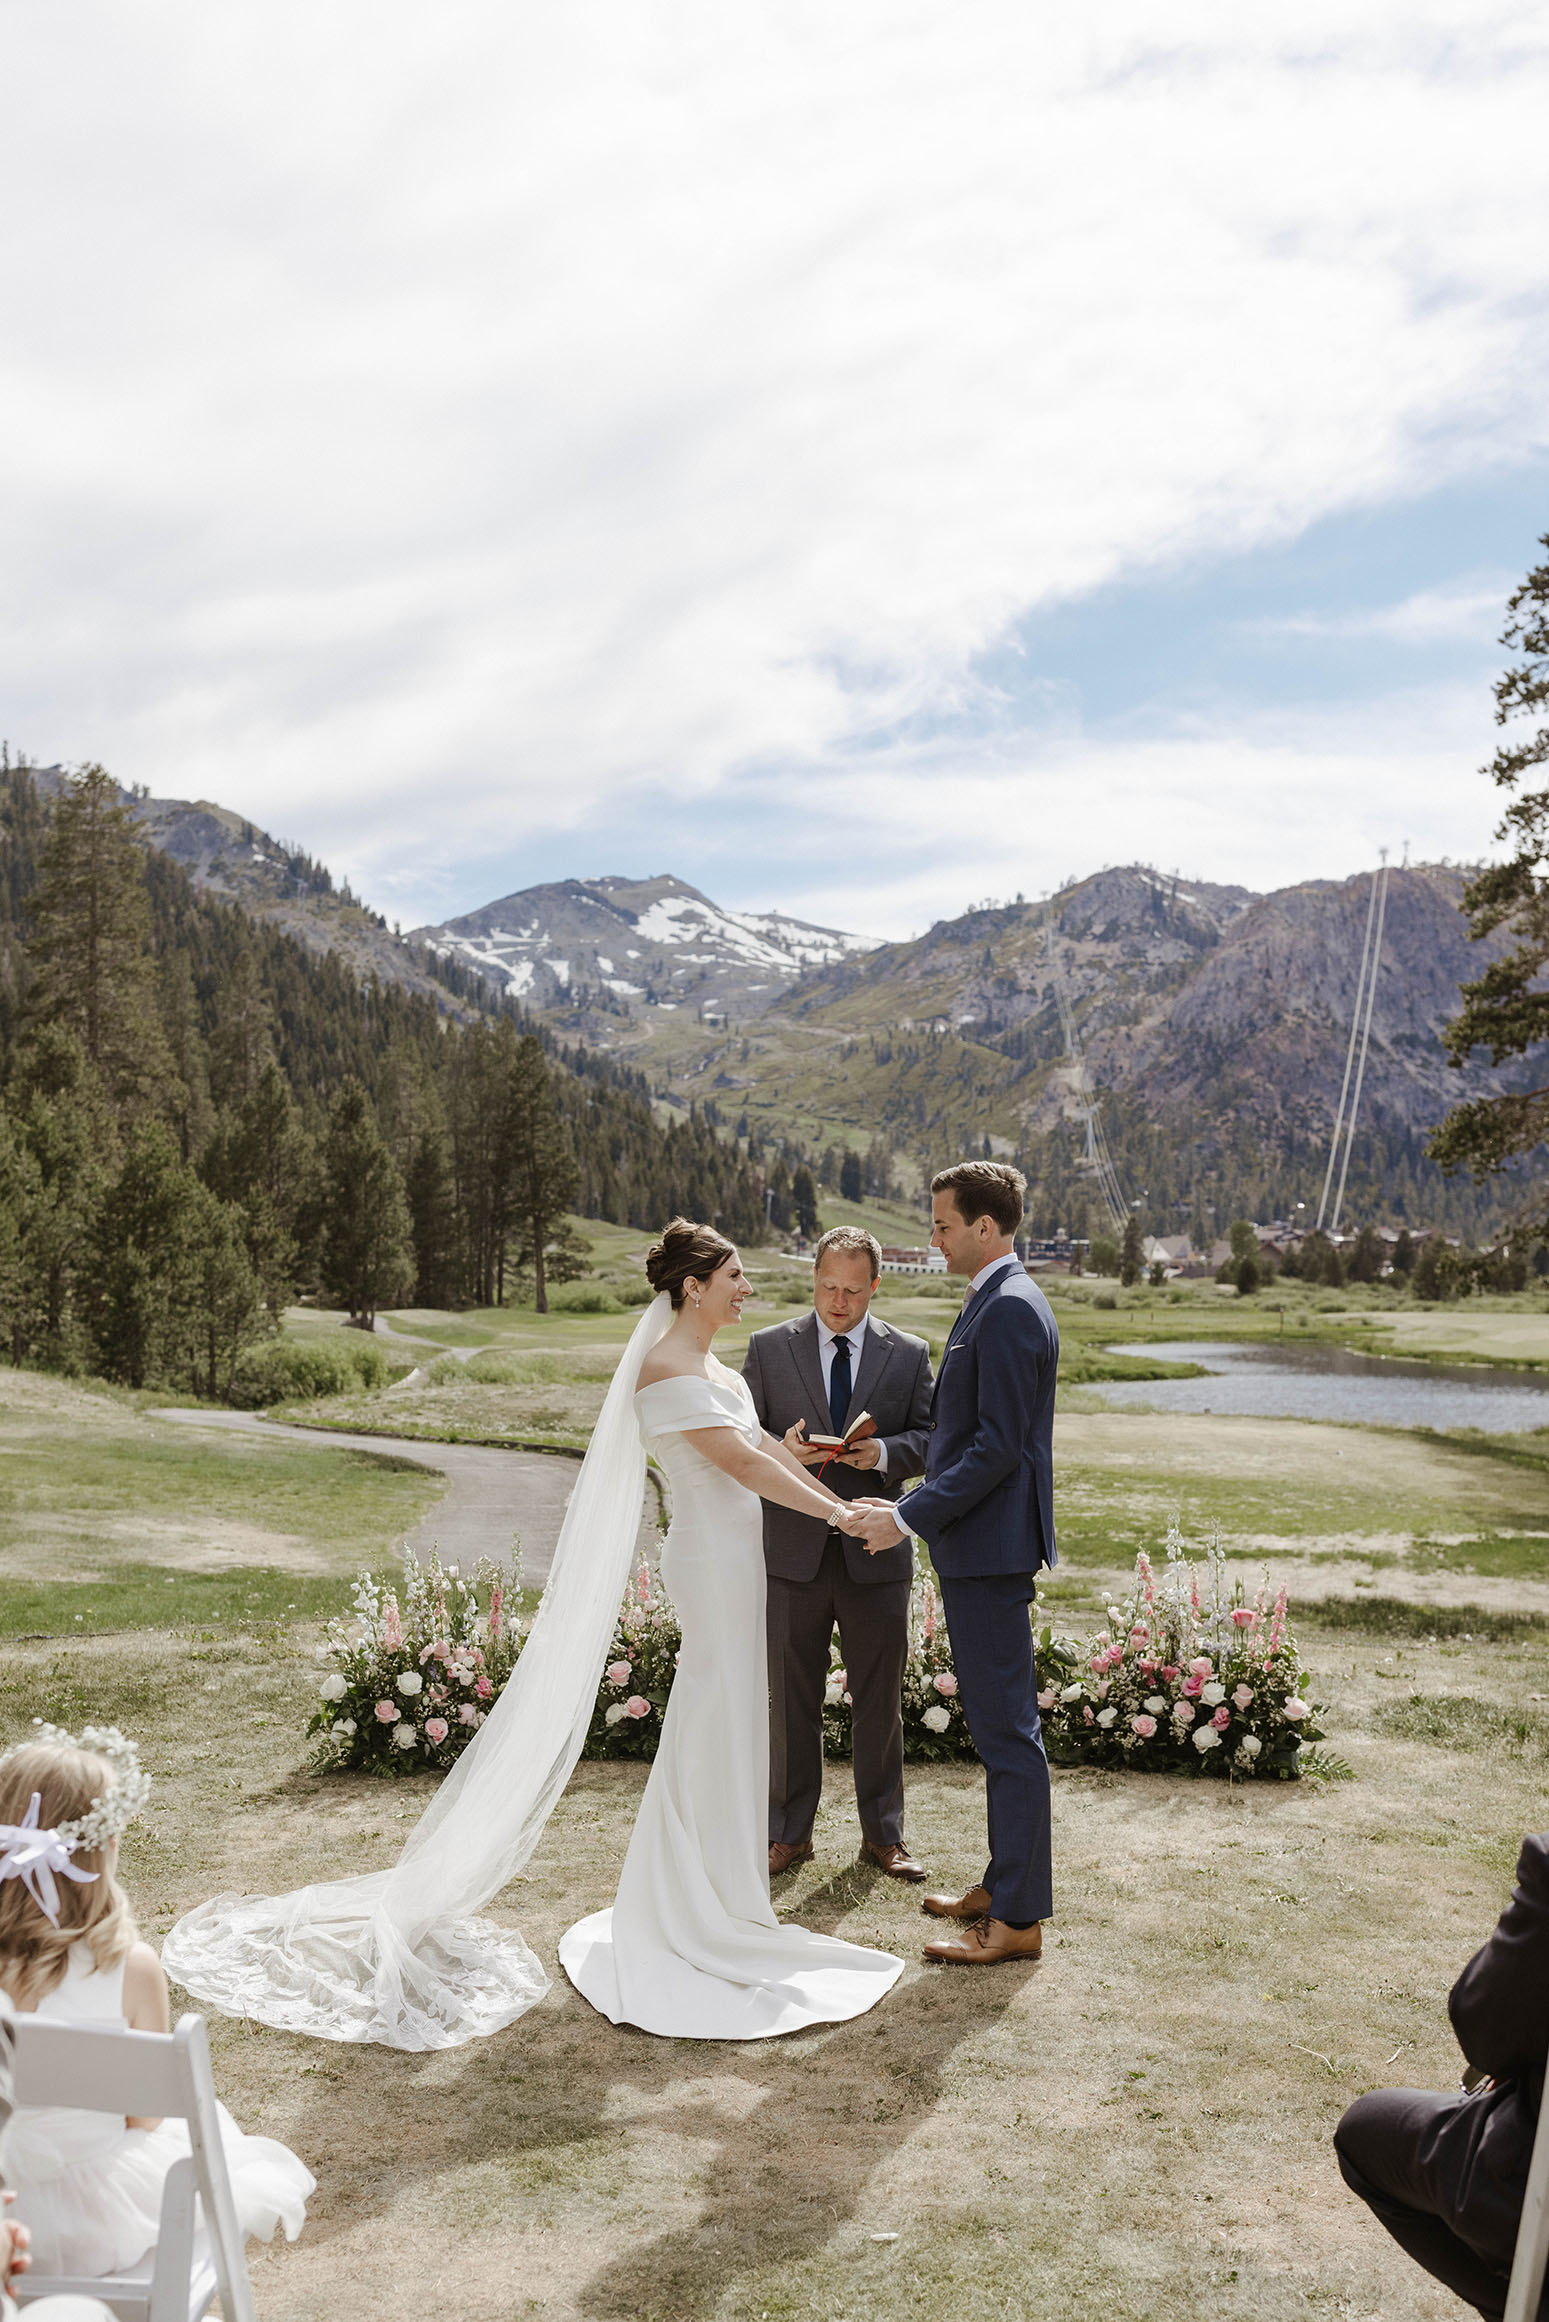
[1033,1527,1324,1779]
[308,1528,1323,1782]
[306,1548,523,1774]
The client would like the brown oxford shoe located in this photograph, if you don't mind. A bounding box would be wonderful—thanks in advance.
[921,1882,992,1920]
[923,1916,1043,1967]
[769,1839,814,1876]
[860,1839,927,1883]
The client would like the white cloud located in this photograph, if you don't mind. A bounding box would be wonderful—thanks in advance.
[1241,583,1512,646]
[2,1,1548,923]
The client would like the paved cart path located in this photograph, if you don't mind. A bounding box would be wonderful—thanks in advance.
[158,1409,658,1585]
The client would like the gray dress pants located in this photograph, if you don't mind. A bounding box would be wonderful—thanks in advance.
[767,1534,910,1848]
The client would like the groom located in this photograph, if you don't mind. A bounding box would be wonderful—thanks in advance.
[853,1161,1058,1967]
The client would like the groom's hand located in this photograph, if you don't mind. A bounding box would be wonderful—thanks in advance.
[851,1501,907,1555]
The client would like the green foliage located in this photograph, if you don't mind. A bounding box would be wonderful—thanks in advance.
[319,1079,415,1326]
[1089,1233,1120,1275]
[228,1332,390,1409]
[1119,1213,1143,1287]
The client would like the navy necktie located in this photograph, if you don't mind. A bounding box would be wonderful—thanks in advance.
[828,1334,853,1437]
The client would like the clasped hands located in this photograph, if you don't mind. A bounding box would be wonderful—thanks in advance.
[827,1498,907,1554]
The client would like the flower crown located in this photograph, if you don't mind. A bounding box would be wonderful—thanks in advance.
[16,1723,152,1850]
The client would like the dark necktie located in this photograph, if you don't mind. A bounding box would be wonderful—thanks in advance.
[828,1333,853,1438]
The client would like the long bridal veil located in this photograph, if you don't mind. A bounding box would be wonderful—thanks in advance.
[163,1293,675,2050]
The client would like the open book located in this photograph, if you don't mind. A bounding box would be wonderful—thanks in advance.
[806,1412,876,1451]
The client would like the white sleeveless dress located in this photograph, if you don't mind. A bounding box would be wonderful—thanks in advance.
[6,1945,314,2279]
[558,1362,903,2039]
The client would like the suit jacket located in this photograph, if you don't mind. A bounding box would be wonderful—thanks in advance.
[1420,1832,1549,2272]
[901,1261,1058,1580]
[742,1311,933,1585]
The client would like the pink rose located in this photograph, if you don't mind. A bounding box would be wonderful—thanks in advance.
[1082,1705,1095,1725]
[833,1669,848,1691]
[475,1676,493,1700]
[1037,1688,1057,1710]
[1182,1675,1203,1697]
[1233,1683,1254,1709]
[1173,1700,1196,1725]
[1130,1714,1157,1738]
[1283,1696,1309,1721]
[1189,1656,1213,1677]
[606,1661,632,1686]
[424,1717,449,1744]
[1129,1626,1149,1643]
[1138,1658,1158,1674]
[625,1695,652,1719]
[1212,1704,1231,1729]
[1089,1656,1107,1674]
[1232,1607,1257,1627]
[374,1700,400,1724]
[933,1673,958,1697]
[458,1703,478,1725]
[428,1685,448,1705]
[1160,1665,1180,1682]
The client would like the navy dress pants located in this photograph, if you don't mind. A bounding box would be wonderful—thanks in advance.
[938,1569,1052,1926]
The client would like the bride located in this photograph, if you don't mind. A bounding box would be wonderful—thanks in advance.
[559,1219,901,2037]
[163,1221,899,2050]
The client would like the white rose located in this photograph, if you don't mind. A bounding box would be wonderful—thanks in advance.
[331,1718,356,1736]
[1192,1725,1222,1752]
[1200,1682,1226,1707]
[1283,1697,1309,1721]
[393,1722,418,1749]
[1239,1734,1263,1757]
[1144,1695,1167,1715]
[1096,1706,1118,1729]
[922,1704,951,1734]
[604,1703,628,1726]
[824,1686,845,1708]
[318,1674,348,1702]
[396,1671,423,1698]
[1059,1682,1084,1704]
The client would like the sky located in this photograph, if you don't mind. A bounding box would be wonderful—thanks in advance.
[4,2,1549,941]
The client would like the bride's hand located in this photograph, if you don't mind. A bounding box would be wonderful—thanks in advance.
[829,1503,865,1535]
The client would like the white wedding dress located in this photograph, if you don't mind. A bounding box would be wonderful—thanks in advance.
[559,1364,902,2039]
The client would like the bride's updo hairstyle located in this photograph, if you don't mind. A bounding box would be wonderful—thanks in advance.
[646,1218,737,1308]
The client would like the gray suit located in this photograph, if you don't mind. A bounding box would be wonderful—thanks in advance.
[742,1311,934,1849]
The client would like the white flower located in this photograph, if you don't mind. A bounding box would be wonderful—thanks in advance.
[1096,1706,1118,1728]
[824,1686,845,1707]
[604,1703,628,1726]
[1239,1734,1263,1758]
[318,1674,348,1702]
[1144,1695,1167,1715]
[1192,1725,1222,1752]
[922,1704,951,1734]
[392,1722,418,1749]
[395,1671,423,1698]
[1283,1697,1309,1721]
[1105,1606,1124,1626]
[1200,1682,1226,1707]
[1059,1682,1084,1704]
[331,1718,356,1737]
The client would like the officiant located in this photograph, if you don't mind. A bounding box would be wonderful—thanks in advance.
[743,1225,935,1883]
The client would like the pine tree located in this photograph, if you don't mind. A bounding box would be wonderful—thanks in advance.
[203,1060,317,1315]
[207,947,274,1108]
[505,1034,579,1314]
[792,1164,820,1240]
[840,1149,863,1203]
[22,766,174,1114]
[1119,1212,1143,1286]
[319,1080,414,1326]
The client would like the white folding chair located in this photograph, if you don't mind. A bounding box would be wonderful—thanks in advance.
[1505,2069,1549,2322]
[8,2013,256,2322]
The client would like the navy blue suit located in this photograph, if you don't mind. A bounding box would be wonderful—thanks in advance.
[903,1258,1058,1926]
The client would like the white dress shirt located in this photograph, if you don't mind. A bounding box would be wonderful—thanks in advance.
[893,1251,1022,1537]
[815,1311,887,1475]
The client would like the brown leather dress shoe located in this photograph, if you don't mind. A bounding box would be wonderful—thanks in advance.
[861,1840,927,1882]
[923,1916,1043,1966]
[921,1882,992,1919]
[769,1839,814,1875]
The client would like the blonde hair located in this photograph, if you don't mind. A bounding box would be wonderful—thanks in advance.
[0,1743,139,2008]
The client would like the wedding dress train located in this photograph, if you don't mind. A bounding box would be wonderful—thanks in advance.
[559,1364,902,2039]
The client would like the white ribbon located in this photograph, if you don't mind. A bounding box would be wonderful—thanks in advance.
[0,1792,99,1926]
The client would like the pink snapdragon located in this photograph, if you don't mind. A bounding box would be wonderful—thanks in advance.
[382,1598,403,1651]
[1131,1714,1157,1738]
[424,1717,449,1745]
[488,1582,503,1642]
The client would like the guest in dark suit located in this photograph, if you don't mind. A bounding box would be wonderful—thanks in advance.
[1336,1833,1549,2317]
[742,1225,934,1882]
[852,1161,1058,1967]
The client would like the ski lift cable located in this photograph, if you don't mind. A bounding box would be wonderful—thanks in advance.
[1316,864,1382,1232]
[1330,853,1390,1236]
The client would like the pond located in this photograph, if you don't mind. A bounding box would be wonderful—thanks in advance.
[1089,1339,1549,1433]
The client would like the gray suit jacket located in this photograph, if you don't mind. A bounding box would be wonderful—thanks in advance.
[742,1310,933,1585]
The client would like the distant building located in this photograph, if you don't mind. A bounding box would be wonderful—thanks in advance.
[878,1244,947,1274]
[1022,1234,1090,1274]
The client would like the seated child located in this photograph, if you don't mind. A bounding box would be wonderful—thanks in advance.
[0,1724,313,2282]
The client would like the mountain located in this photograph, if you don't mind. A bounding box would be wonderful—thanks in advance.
[411,873,873,1021]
